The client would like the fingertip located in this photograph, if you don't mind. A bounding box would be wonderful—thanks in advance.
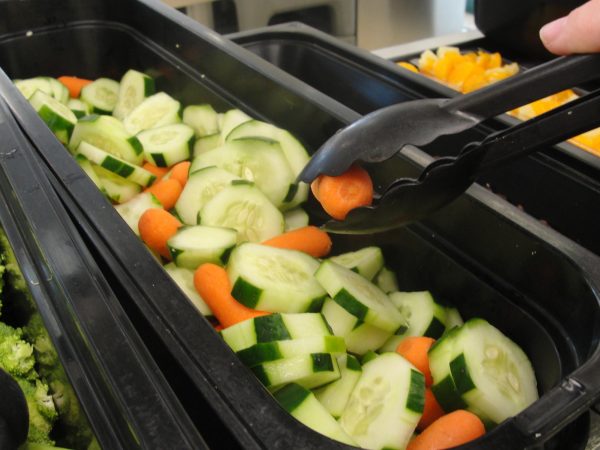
[540,16,567,54]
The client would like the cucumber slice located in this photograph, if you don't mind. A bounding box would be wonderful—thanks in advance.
[219,108,251,141]
[113,69,155,120]
[227,120,310,207]
[448,318,538,424]
[68,98,91,119]
[193,133,221,156]
[315,260,405,333]
[252,352,340,390]
[321,298,392,355]
[80,78,120,114]
[114,191,162,235]
[314,354,362,418]
[329,246,384,281]
[163,263,212,316]
[429,326,467,413]
[75,154,104,191]
[29,90,77,144]
[183,104,219,137]
[123,92,181,135]
[221,313,333,352]
[167,225,237,269]
[174,166,241,225]
[69,114,143,164]
[284,207,309,231]
[14,77,53,99]
[389,291,447,340]
[227,243,327,313]
[92,165,141,203]
[200,182,284,243]
[76,141,156,187]
[375,266,399,294]
[191,138,295,208]
[445,307,464,330]
[274,383,357,446]
[339,353,425,450]
[237,335,345,367]
[46,77,70,104]
[138,123,194,167]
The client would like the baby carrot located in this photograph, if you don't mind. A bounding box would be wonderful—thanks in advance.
[138,208,182,259]
[396,336,436,386]
[417,388,446,431]
[143,162,169,183]
[146,178,183,210]
[166,161,191,187]
[310,165,373,220]
[194,263,270,328]
[262,226,332,258]
[407,410,485,450]
[57,76,93,98]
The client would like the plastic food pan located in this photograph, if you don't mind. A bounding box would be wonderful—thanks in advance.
[0,1,599,449]
[0,97,208,449]
[228,22,600,256]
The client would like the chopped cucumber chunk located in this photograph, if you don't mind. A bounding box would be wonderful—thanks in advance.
[200,182,284,243]
[81,77,120,114]
[227,243,326,313]
[274,383,356,446]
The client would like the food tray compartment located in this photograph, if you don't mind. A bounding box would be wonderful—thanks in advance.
[228,23,600,256]
[0,1,599,448]
[0,97,208,448]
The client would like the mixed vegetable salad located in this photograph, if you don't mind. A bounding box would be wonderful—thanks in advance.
[13,70,540,449]
[399,46,600,158]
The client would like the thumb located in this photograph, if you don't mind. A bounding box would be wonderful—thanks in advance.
[540,0,600,55]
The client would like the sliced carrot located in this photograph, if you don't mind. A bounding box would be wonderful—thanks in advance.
[167,161,191,187]
[138,208,181,259]
[194,263,270,328]
[396,336,436,386]
[143,162,169,183]
[407,410,485,450]
[310,165,373,220]
[262,226,332,258]
[417,388,446,431]
[57,76,93,98]
[146,178,183,210]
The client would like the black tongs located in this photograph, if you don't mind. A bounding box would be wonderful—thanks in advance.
[298,54,600,233]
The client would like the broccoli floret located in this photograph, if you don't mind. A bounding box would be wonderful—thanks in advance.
[0,322,37,380]
[23,314,59,370]
[16,377,58,446]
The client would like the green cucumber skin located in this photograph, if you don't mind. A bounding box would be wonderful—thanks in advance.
[238,343,283,367]
[254,314,292,343]
[431,375,468,412]
[450,353,477,395]
[423,316,447,339]
[406,369,426,414]
[101,155,135,178]
[231,277,263,309]
[38,105,75,132]
[346,355,362,371]
[333,289,368,321]
[274,383,311,412]
[312,353,334,373]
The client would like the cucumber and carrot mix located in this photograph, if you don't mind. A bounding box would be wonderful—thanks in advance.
[15,71,539,449]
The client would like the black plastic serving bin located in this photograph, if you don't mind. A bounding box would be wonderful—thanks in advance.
[0,97,208,448]
[227,22,600,257]
[0,1,599,449]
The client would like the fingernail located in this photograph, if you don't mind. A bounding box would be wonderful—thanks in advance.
[540,16,567,44]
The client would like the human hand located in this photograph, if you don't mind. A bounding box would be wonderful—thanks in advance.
[539,0,600,55]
